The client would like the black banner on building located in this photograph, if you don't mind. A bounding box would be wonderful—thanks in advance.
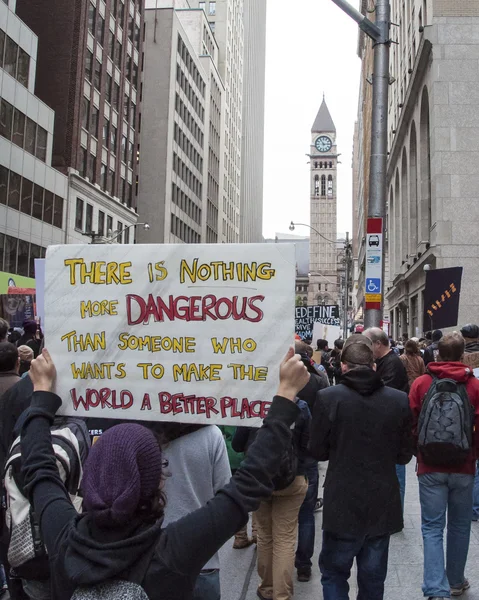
[423,267,463,331]
[295,305,341,340]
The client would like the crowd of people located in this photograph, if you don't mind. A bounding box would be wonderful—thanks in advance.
[0,315,478,599]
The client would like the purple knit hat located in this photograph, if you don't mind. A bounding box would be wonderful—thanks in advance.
[82,424,163,526]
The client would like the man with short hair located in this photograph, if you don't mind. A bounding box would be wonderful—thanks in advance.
[310,335,412,600]
[410,332,479,600]
[424,330,443,367]
[0,342,20,397]
[0,319,8,343]
[364,327,410,512]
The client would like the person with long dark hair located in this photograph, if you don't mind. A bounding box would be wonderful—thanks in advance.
[19,348,309,600]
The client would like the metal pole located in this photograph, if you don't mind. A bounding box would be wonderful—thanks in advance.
[330,0,391,330]
[343,232,350,338]
[364,0,390,329]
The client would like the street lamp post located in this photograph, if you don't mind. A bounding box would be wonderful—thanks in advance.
[289,221,351,337]
[85,222,150,244]
[330,0,391,329]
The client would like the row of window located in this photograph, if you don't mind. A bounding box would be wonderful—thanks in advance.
[314,161,333,169]
[78,147,133,207]
[171,214,200,244]
[314,174,334,197]
[173,123,203,173]
[0,99,48,162]
[206,198,218,231]
[177,35,206,98]
[0,233,46,279]
[0,165,64,228]
[173,153,202,199]
[75,197,130,243]
[0,30,30,88]
[175,94,204,147]
[171,183,201,226]
[199,1,216,16]
[176,64,205,123]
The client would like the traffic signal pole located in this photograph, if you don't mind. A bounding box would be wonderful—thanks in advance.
[330,0,391,329]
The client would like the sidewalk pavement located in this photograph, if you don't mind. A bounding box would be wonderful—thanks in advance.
[221,461,479,599]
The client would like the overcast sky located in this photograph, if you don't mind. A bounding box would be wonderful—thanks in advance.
[262,0,361,239]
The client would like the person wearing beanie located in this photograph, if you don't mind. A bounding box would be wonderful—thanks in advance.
[16,320,43,358]
[17,345,34,377]
[460,324,479,372]
[19,348,309,600]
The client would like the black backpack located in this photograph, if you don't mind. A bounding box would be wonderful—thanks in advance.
[418,377,474,466]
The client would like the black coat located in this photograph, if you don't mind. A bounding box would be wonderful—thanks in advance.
[297,372,328,414]
[309,368,413,537]
[19,392,300,600]
[376,350,409,393]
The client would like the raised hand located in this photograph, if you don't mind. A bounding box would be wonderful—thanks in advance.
[30,348,57,393]
[277,347,309,401]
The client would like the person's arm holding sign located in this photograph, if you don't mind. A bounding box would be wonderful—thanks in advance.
[160,346,310,575]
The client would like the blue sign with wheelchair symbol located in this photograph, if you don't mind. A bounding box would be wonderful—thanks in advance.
[366,278,381,293]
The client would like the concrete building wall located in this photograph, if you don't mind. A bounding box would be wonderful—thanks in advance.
[385,0,479,336]
[239,0,266,243]
[0,0,68,279]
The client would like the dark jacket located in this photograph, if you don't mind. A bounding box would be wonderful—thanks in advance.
[376,350,409,393]
[297,372,328,414]
[423,342,440,367]
[232,399,311,476]
[0,374,32,469]
[309,368,413,537]
[19,392,299,600]
[0,371,21,399]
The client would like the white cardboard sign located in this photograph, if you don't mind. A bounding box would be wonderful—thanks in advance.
[44,244,295,427]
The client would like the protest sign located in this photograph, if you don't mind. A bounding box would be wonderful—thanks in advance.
[295,305,340,340]
[312,322,342,349]
[44,244,295,427]
[423,267,463,331]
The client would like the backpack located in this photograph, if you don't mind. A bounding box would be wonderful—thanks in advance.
[4,417,90,579]
[418,377,475,466]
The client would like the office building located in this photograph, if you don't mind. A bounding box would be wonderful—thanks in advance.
[0,0,68,285]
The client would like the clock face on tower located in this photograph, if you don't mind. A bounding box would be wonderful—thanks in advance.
[315,136,332,153]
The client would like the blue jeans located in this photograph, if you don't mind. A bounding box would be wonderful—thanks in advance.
[319,531,390,600]
[419,472,474,598]
[472,461,479,520]
[193,569,220,600]
[396,464,406,514]
[295,462,319,570]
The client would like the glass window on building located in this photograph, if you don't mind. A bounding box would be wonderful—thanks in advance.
[0,31,5,70]
[75,198,84,230]
[7,171,20,210]
[85,203,93,233]
[81,97,90,129]
[96,14,105,46]
[12,109,25,148]
[5,235,17,274]
[132,62,138,89]
[17,239,29,277]
[110,125,117,153]
[90,105,99,137]
[4,36,17,78]
[130,101,136,127]
[114,41,122,68]
[94,59,102,90]
[121,135,127,162]
[117,221,123,243]
[88,153,96,182]
[112,82,120,111]
[53,195,63,229]
[128,14,134,41]
[85,49,93,82]
[111,0,118,18]
[98,210,105,236]
[100,163,107,189]
[29,243,42,279]
[88,2,96,34]
[0,166,7,205]
[108,29,115,59]
[124,227,130,244]
[16,48,29,87]
[0,99,13,140]
[43,190,53,224]
[35,127,48,162]
[102,120,109,147]
[25,117,36,154]
[107,215,113,236]
[123,94,129,119]
[209,21,215,33]
[20,178,33,215]
[199,1,205,10]
[209,2,216,15]
[32,184,43,220]
[105,73,112,104]
[118,1,125,24]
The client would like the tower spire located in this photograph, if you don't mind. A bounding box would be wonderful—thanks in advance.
[312,98,336,133]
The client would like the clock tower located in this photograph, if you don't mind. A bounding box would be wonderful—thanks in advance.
[308,98,339,306]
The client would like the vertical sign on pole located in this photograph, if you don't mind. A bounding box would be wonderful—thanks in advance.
[365,218,383,311]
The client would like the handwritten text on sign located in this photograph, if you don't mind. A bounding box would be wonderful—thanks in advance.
[44,244,295,426]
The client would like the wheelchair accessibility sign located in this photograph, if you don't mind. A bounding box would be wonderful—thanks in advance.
[366,278,381,293]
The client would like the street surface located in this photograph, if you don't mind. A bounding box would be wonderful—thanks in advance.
[220,462,479,600]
